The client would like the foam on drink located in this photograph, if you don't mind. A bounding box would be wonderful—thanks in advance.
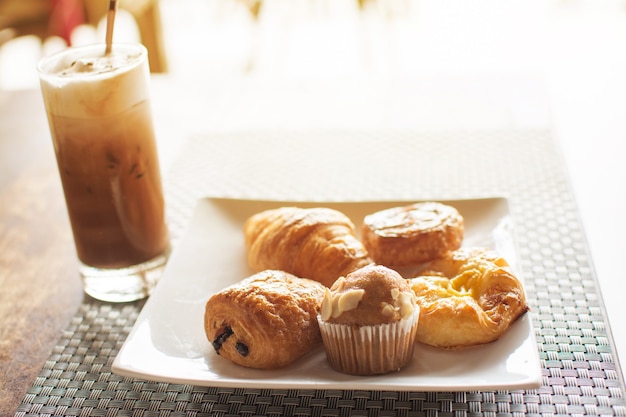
[40,46,148,119]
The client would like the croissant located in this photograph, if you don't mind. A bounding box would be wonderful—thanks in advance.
[244,207,373,287]
[204,269,326,369]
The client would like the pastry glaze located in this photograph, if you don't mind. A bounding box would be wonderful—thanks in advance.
[244,207,372,287]
[204,270,326,369]
[361,202,464,267]
[410,248,528,349]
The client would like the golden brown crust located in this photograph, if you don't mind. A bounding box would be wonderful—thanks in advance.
[324,264,415,326]
[244,207,372,287]
[361,202,464,267]
[410,248,528,349]
[204,270,326,369]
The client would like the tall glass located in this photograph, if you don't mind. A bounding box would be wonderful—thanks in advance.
[38,43,170,302]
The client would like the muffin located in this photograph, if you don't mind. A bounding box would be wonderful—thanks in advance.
[317,264,419,375]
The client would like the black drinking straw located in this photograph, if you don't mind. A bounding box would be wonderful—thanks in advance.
[105,0,118,55]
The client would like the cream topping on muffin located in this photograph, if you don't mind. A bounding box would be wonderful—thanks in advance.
[320,284,365,320]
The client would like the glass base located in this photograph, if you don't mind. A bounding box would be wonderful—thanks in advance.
[80,250,170,303]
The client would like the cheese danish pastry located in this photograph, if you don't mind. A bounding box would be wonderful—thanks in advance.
[410,248,528,349]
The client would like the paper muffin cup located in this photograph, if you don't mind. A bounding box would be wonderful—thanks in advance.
[317,306,420,376]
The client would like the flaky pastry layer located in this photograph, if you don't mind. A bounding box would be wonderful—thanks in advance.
[204,270,326,369]
[410,248,528,349]
[244,207,372,287]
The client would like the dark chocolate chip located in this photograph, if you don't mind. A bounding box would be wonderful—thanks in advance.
[235,341,249,357]
[211,326,233,354]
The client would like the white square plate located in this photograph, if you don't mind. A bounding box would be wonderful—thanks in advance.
[112,197,542,391]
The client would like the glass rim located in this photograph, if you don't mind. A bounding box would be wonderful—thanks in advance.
[37,42,147,77]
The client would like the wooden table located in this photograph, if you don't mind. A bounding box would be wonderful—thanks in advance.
[1,73,625,415]
[0,89,84,415]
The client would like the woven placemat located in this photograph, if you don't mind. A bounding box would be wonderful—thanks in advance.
[15,129,626,416]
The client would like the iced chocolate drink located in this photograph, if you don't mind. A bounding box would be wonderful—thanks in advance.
[38,43,169,302]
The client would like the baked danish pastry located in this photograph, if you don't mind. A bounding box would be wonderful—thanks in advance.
[361,202,464,267]
[204,270,326,369]
[410,247,528,349]
[244,207,372,287]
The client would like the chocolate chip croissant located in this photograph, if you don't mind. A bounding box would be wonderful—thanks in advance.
[204,270,326,369]
[244,207,373,287]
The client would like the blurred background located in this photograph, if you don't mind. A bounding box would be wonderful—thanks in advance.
[1,0,625,87]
